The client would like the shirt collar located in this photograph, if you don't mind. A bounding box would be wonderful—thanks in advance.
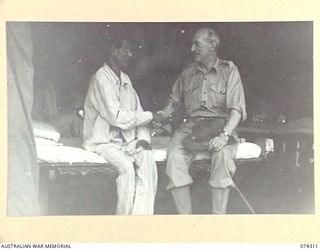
[103,63,130,86]
[194,57,220,75]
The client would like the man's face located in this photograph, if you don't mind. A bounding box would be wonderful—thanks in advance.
[191,32,214,63]
[112,40,133,70]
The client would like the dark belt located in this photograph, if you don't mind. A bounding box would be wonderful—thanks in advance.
[182,116,226,123]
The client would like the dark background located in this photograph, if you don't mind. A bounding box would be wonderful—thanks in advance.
[23,22,314,215]
[30,22,313,122]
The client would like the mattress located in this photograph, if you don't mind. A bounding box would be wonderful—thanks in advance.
[37,136,262,164]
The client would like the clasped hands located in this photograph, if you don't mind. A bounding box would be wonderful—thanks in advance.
[150,111,228,152]
[135,139,152,150]
[125,140,151,160]
[151,110,166,128]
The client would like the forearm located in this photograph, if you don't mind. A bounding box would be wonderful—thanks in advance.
[92,76,153,130]
[161,100,177,119]
[161,75,182,119]
[223,109,241,134]
[209,109,241,152]
[134,111,153,127]
[105,109,153,130]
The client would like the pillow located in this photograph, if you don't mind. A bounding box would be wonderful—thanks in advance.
[235,142,262,159]
[36,145,107,164]
[32,120,61,142]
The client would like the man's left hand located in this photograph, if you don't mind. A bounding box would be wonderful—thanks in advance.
[136,140,152,150]
[208,133,228,152]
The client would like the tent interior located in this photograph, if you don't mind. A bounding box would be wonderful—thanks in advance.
[7,22,314,215]
[31,22,313,123]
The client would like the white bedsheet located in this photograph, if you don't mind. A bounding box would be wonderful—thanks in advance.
[36,136,261,164]
[152,141,261,162]
[36,145,107,164]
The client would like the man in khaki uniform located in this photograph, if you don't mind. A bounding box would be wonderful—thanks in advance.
[155,27,247,214]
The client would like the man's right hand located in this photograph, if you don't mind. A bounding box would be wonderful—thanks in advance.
[152,110,165,124]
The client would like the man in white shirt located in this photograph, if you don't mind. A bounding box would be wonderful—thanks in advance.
[83,37,158,215]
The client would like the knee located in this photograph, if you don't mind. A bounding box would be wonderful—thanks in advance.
[211,145,235,160]
[166,150,190,173]
[135,149,149,158]
[167,150,188,172]
[167,140,179,154]
[135,149,154,163]
[117,161,135,176]
[167,147,180,159]
[167,140,186,158]
[211,146,237,174]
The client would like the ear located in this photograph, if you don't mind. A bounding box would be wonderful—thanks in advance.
[211,42,217,51]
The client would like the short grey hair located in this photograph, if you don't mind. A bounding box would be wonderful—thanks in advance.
[195,27,220,48]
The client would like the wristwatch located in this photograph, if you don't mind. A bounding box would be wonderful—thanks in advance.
[220,130,230,138]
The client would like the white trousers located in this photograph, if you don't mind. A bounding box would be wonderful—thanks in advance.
[96,141,158,215]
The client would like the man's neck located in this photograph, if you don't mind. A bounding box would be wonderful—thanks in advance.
[107,58,121,78]
[200,54,218,72]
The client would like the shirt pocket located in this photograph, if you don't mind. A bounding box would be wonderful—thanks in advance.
[208,83,226,108]
[183,84,200,110]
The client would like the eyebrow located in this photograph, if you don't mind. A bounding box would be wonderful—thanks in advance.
[193,40,204,47]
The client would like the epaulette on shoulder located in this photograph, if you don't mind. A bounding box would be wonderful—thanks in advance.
[219,59,234,81]
[220,59,237,74]
[219,59,234,69]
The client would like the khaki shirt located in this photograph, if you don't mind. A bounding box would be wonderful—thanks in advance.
[168,58,247,120]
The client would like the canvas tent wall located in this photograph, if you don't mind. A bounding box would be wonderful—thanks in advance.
[7,22,40,216]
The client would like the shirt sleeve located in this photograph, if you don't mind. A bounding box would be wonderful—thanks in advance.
[134,88,151,143]
[226,64,247,121]
[90,73,153,130]
[163,73,184,117]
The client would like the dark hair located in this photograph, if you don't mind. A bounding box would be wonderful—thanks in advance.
[104,33,131,61]
[108,36,126,49]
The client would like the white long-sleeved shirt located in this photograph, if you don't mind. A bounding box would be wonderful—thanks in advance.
[83,63,153,151]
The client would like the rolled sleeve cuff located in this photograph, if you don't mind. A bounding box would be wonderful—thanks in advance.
[229,106,247,121]
[136,111,153,126]
[168,95,179,106]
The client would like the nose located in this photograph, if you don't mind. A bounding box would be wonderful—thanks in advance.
[128,50,133,57]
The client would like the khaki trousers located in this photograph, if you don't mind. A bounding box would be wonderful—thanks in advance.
[166,121,237,214]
